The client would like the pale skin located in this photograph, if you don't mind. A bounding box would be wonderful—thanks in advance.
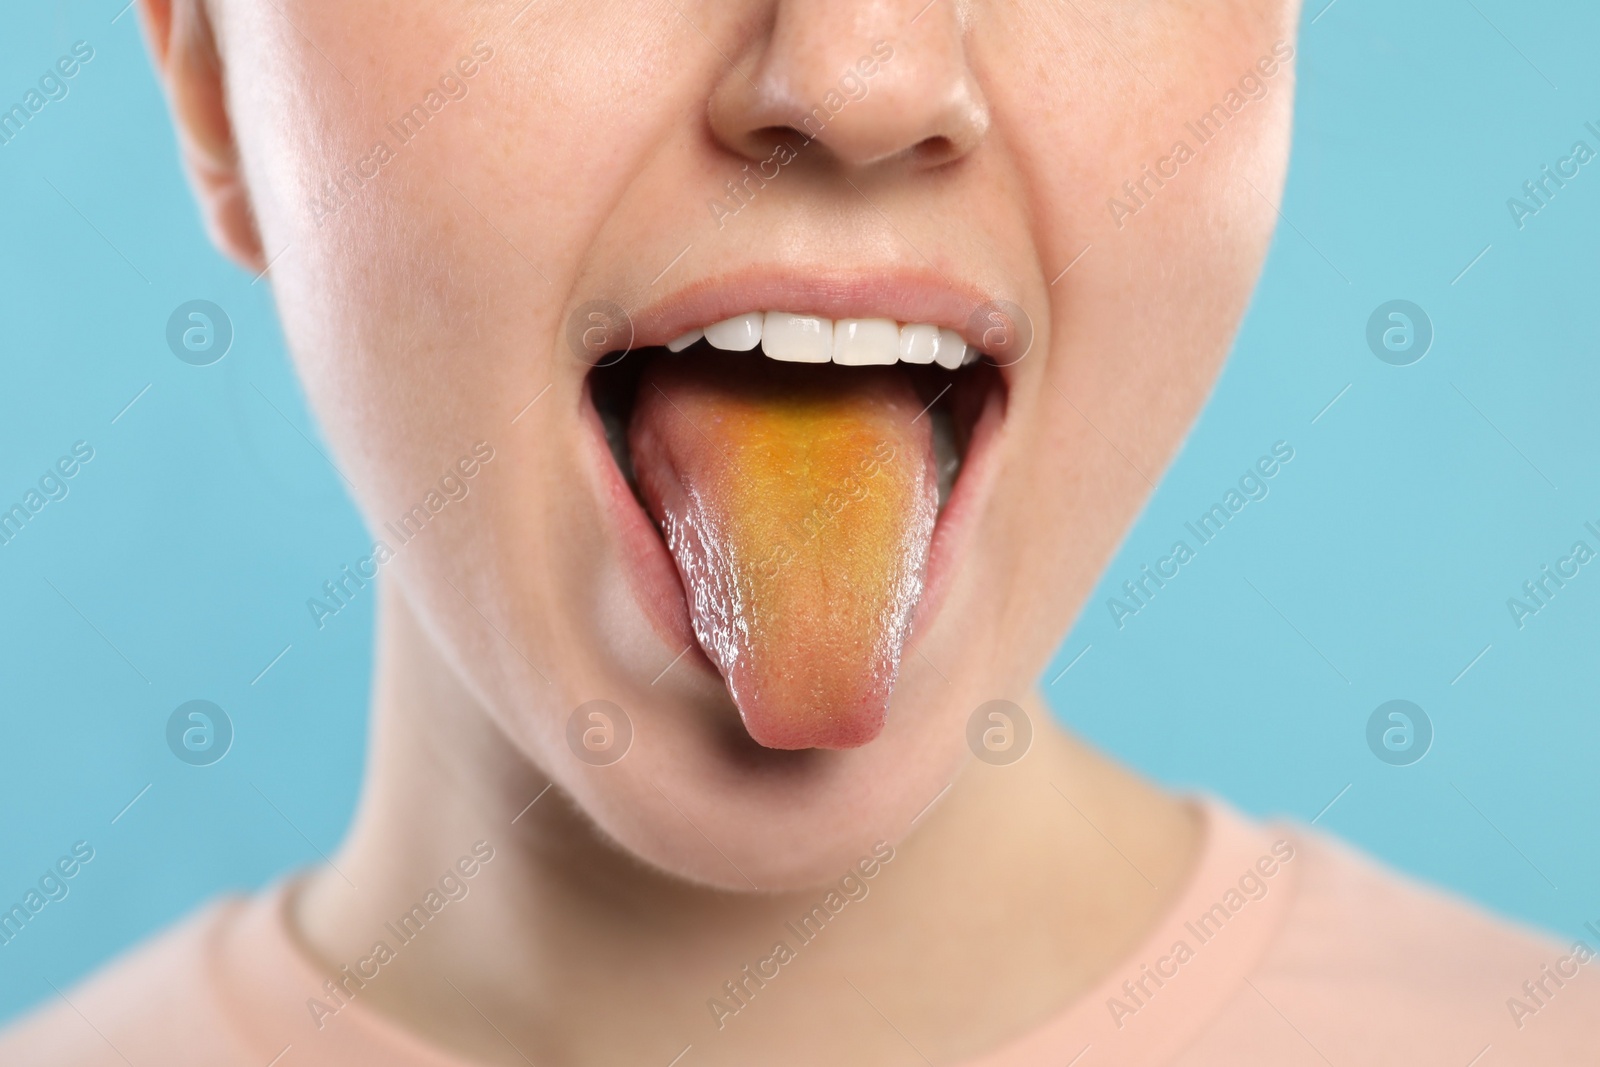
[140,1,1299,1063]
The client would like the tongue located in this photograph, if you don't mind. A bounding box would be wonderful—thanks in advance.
[629,351,938,749]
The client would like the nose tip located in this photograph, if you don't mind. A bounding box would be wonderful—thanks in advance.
[708,2,990,171]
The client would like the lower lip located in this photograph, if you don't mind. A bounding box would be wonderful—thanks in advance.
[579,366,1009,697]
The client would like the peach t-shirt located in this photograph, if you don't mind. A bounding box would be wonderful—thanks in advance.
[3,801,1596,1065]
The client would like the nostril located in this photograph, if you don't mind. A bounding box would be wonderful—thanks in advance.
[717,125,811,166]
[737,127,965,172]
[753,125,808,153]
[913,136,960,168]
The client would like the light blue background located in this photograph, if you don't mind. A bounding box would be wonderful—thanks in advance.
[3,0,1598,1027]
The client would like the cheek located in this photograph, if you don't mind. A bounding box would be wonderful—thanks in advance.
[220,2,714,520]
[976,5,1295,656]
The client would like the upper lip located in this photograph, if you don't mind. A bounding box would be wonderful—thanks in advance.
[618,266,1030,368]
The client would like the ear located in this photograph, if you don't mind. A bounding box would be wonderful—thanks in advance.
[139,0,265,272]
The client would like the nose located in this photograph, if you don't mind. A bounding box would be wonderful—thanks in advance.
[708,0,990,170]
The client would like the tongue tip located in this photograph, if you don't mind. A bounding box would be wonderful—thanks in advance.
[731,660,900,751]
[740,704,888,751]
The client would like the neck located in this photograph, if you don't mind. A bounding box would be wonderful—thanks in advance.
[296,590,1202,1066]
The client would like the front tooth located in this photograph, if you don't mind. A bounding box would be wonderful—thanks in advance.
[833,318,899,366]
[933,328,967,370]
[666,329,703,352]
[961,345,979,366]
[704,313,763,351]
[898,323,940,364]
[762,312,833,363]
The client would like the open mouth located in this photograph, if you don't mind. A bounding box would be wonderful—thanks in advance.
[585,307,1010,752]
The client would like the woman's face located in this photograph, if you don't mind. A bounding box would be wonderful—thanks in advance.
[197,0,1297,889]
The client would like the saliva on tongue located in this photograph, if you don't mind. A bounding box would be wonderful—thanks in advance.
[629,350,939,750]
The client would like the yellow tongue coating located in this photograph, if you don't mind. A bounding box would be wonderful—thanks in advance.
[630,359,938,749]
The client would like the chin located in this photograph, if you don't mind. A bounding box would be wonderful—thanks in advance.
[544,667,984,893]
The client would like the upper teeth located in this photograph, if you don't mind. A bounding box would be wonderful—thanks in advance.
[667,312,976,370]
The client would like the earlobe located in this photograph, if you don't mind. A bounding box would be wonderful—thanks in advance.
[139,0,265,271]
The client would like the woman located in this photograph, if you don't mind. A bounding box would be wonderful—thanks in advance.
[4,0,1594,1063]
